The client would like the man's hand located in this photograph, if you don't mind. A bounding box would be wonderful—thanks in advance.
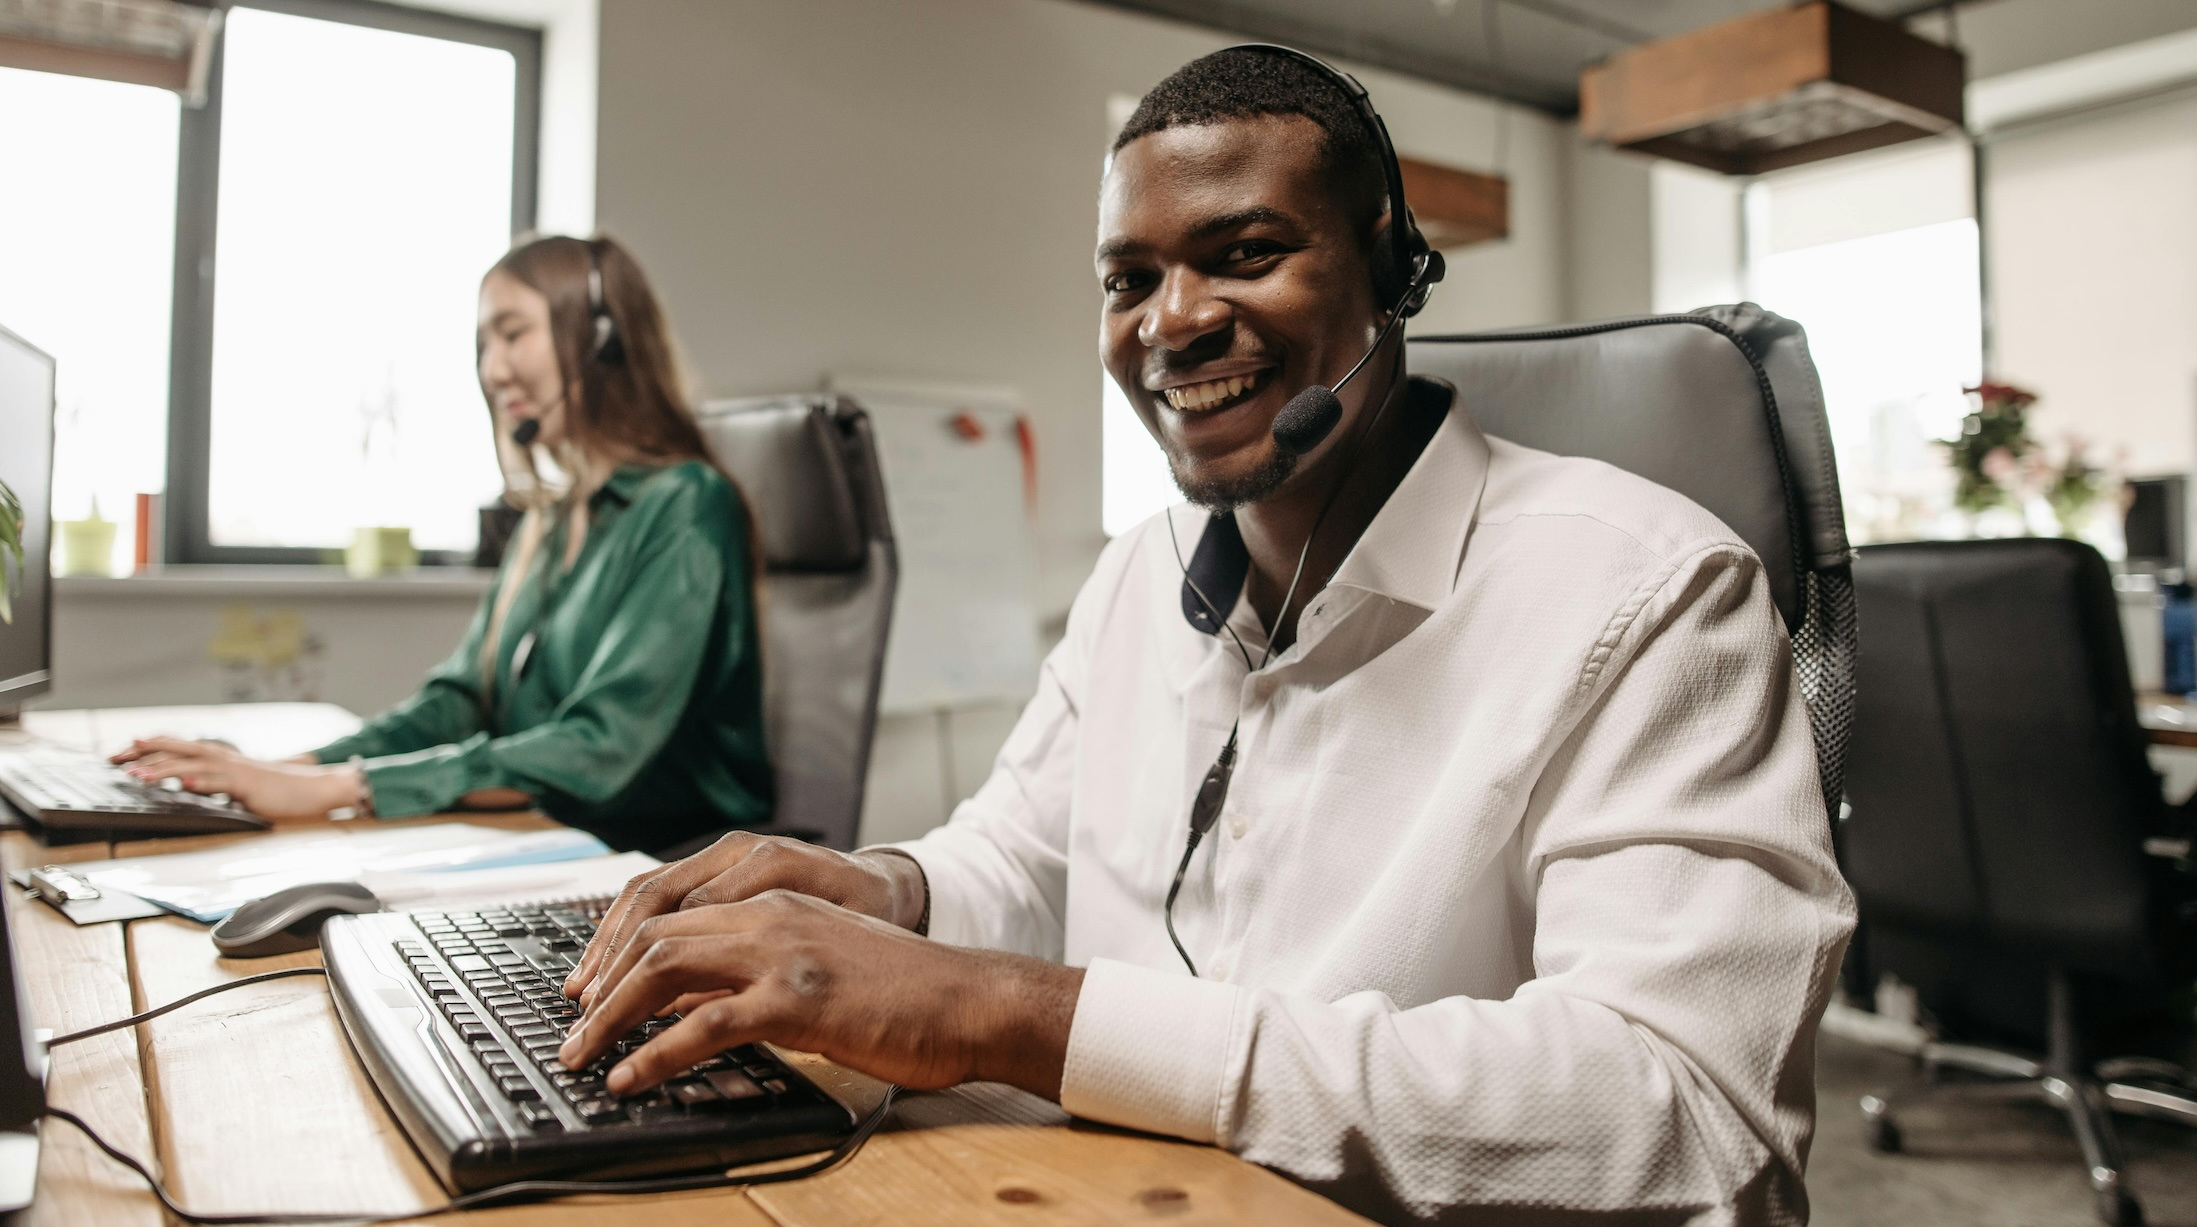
[564,832,926,1006]
[112,738,357,823]
[556,890,1080,1099]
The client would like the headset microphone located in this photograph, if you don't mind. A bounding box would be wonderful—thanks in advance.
[1267,254,1435,457]
[510,418,540,447]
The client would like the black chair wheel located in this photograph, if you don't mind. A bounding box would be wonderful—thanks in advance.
[2098,1188,2143,1227]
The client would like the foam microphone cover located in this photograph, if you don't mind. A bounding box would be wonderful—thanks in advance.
[511,419,541,447]
[1270,386,1343,456]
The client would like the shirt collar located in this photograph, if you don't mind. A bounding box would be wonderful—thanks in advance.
[595,463,656,507]
[1179,376,1487,635]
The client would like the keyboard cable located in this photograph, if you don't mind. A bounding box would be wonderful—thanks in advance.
[41,968,902,1224]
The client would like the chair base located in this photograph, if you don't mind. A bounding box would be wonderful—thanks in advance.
[1856,970,2190,1227]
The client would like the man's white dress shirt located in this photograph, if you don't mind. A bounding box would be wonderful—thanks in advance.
[892,380,1856,1225]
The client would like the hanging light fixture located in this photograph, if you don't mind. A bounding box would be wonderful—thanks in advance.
[0,0,222,106]
[1580,1,1965,175]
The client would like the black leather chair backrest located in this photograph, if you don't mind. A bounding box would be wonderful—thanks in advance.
[698,395,898,851]
[1843,539,2158,973]
[1410,303,1855,808]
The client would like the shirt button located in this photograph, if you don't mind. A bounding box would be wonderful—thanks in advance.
[1228,814,1248,839]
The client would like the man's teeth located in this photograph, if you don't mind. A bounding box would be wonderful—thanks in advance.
[1164,374,1258,411]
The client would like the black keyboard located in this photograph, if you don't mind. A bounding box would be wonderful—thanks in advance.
[324,903,856,1191]
[398,905,797,1127]
[0,750,268,835]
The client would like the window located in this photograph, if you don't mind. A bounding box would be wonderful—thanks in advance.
[165,0,540,563]
[1752,219,1983,545]
[0,69,180,575]
[1102,372,1179,537]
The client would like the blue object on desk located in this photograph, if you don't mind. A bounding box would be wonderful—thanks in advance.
[2163,582,2194,696]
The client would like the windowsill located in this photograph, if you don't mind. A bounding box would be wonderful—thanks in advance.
[54,565,496,599]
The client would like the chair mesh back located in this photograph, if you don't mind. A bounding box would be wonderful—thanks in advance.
[1794,567,1859,810]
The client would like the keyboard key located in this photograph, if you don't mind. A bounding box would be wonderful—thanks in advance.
[575,1097,623,1124]
[761,1079,788,1095]
[487,1061,522,1080]
[668,1078,722,1106]
[705,1070,766,1100]
[458,1023,492,1041]
[447,955,491,973]
[509,1023,555,1040]
[518,1101,560,1129]
[498,1076,540,1100]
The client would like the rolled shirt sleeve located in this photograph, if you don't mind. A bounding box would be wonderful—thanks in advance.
[1053,546,1854,1221]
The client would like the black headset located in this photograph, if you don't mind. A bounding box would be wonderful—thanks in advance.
[1218,44,1446,458]
[585,238,626,367]
[1158,46,1446,977]
[511,238,624,451]
[1229,43,1445,322]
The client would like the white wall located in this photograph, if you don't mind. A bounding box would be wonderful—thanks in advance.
[1987,94,2197,479]
[592,0,1568,622]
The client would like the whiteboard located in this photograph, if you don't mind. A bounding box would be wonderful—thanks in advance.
[829,375,1042,714]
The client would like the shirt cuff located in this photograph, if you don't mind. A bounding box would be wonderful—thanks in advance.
[1059,957,1244,1145]
[359,732,494,818]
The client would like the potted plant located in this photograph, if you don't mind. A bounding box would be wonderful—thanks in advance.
[0,478,20,624]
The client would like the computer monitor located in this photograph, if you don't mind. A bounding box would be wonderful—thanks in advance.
[0,323,54,718]
[2126,476,2187,576]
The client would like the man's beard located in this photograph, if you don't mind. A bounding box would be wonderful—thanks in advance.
[1168,442,1300,514]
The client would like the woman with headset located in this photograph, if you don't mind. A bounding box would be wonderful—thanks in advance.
[115,235,772,855]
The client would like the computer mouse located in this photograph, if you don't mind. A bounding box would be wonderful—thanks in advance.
[211,881,383,958]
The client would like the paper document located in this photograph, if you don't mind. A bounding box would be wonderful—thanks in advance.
[69,823,610,923]
[360,851,658,913]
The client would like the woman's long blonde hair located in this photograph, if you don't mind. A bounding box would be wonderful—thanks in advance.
[474,234,747,702]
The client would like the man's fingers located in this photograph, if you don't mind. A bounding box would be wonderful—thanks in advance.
[605,994,779,1095]
[567,859,713,999]
[559,927,765,1070]
[566,837,770,1000]
[563,870,658,998]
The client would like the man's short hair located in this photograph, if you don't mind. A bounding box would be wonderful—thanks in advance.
[1113,48,1390,247]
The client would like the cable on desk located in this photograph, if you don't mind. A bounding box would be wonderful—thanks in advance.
[47,967,330,1048]
[43,973,904,1219]
[47,1085,900,1224]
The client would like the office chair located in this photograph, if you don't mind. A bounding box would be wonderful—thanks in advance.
[689,395,898,855]
[1841,538,2197,1227]
[1410,303,1857,810]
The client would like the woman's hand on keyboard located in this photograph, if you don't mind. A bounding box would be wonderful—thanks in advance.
[565,832,928,1008]
[556,888,1081,1100]
[111,737,362,823]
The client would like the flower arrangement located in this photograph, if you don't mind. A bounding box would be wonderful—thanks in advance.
[1941,381,2037,515]
[0,479,21,624]
[1939,381,2121,538]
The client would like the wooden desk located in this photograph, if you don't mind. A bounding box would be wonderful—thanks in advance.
[3,820,1367,1226]
[2141,692,2197,749]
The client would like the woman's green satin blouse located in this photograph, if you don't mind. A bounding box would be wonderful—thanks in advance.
[311,460,771,853]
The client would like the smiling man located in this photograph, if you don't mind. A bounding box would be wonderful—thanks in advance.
[558,47,1854,1225]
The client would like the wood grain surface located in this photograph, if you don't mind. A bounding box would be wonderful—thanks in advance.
[7,816,1368,1225]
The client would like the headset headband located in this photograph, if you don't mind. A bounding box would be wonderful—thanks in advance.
[584,239,623,364]
[1218,43,1442,318]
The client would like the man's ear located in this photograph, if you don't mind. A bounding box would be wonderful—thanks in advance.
[1367,212,1404,314]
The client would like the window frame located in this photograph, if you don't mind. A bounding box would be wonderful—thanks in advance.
[164,0,541,566]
